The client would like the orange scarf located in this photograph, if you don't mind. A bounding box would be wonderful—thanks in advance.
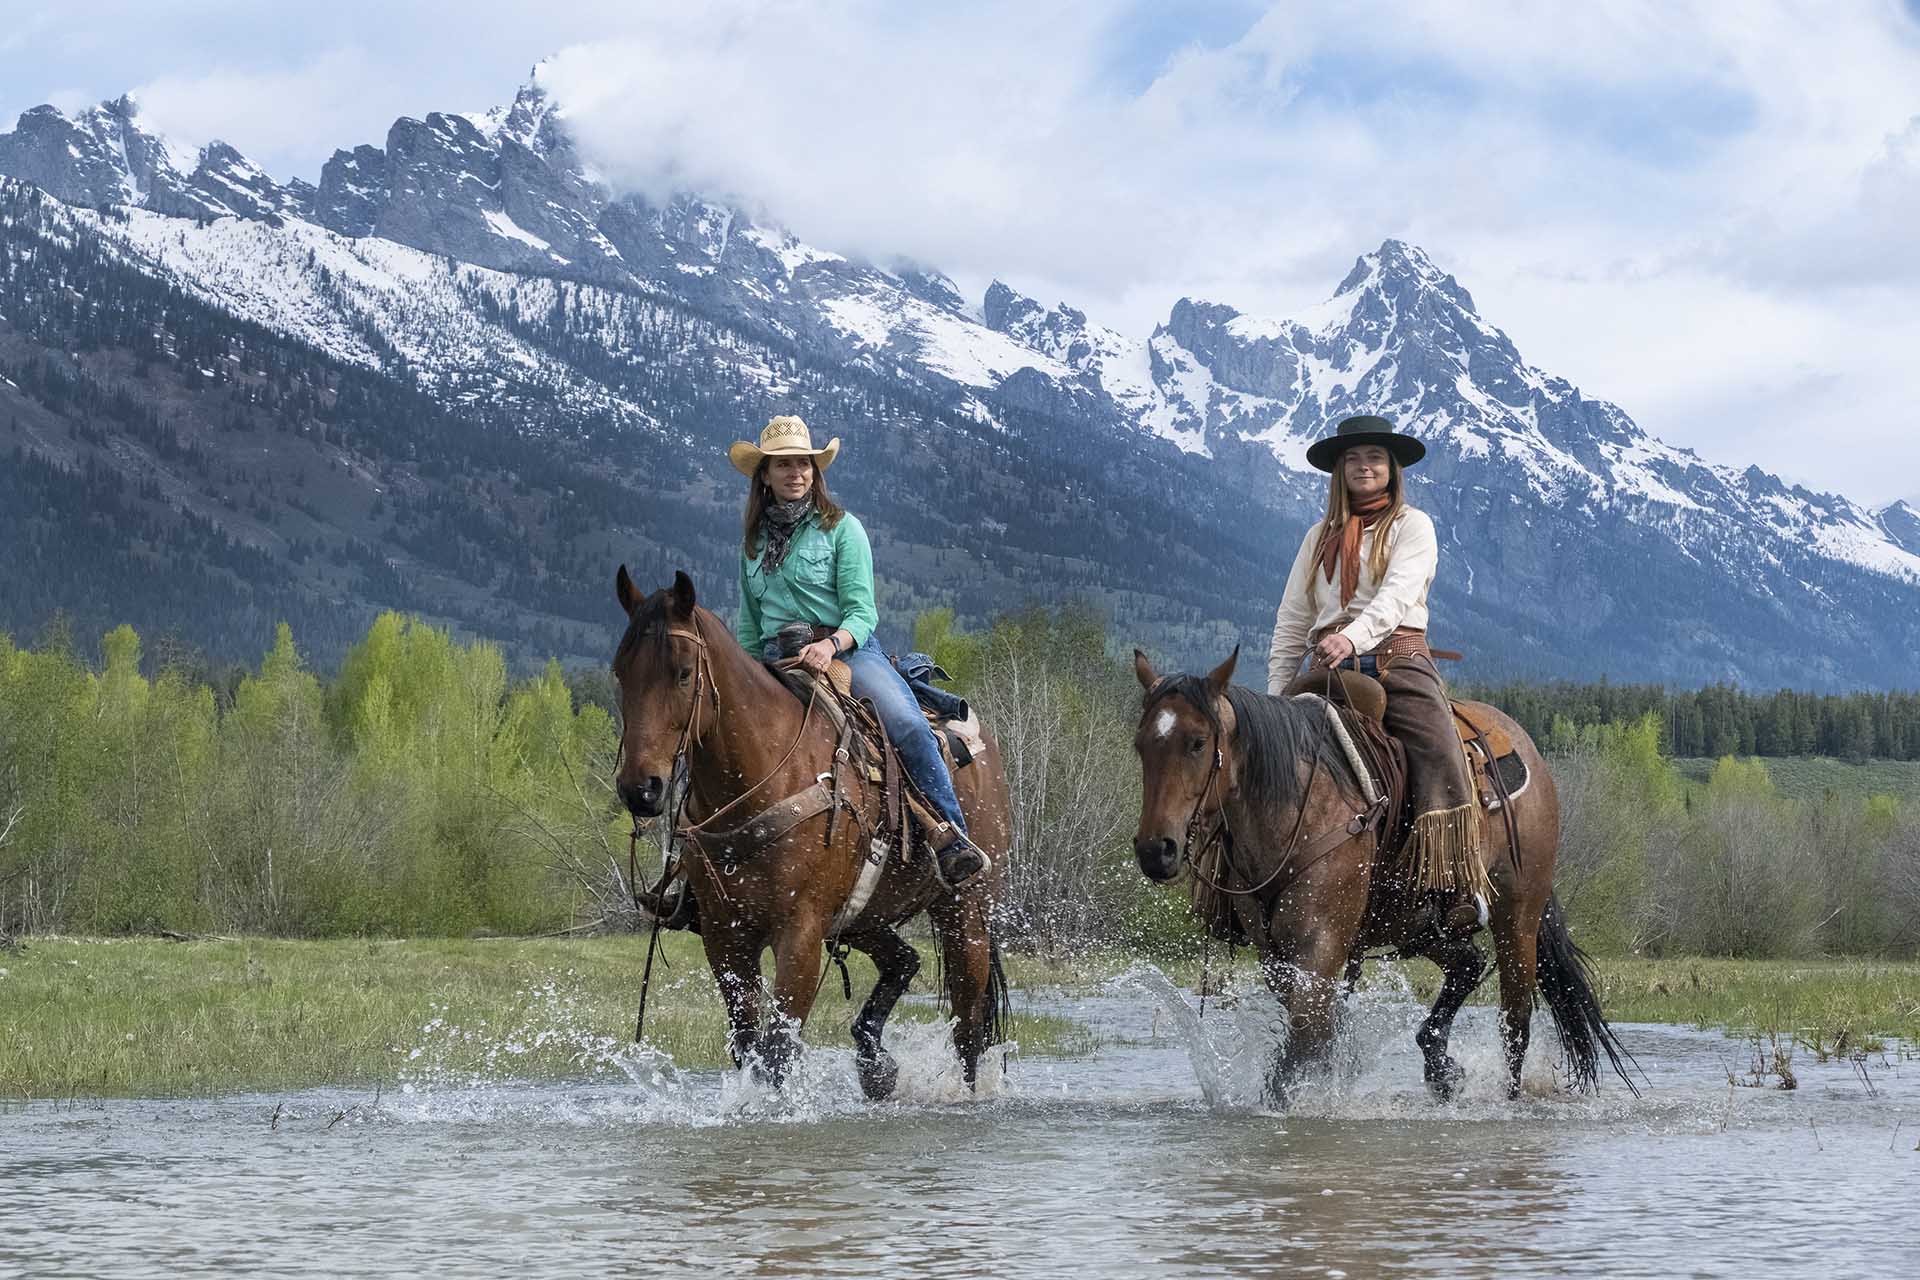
[1315,492,1392,608]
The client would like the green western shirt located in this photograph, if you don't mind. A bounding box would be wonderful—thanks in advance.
[735,512,878,657]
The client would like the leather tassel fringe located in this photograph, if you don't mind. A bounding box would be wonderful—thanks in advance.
[1189,840,1241,944]
[1406,803,1491,899]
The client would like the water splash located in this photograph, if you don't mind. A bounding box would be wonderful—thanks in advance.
[1121,959,1608,1120]
[381,977,1011,1128]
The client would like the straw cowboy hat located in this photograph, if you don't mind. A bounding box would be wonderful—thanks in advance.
[1304,414,1426,472]
[728,415,841,476]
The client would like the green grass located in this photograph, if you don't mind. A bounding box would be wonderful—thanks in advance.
[1578,956,1920,1047]
[1670,755,1920,805]
[0,936,1094,1100]
[5,939,1914,1099]
[1007,948,1920,1046]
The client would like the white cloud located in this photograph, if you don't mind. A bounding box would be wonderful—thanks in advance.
[7,0,1920,502]
[130,50,391,166]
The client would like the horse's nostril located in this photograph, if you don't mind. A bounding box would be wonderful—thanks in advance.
[619,775,666,816]
[1133,836,1178,880]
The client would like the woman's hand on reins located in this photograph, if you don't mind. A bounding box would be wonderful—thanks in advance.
[797,638,838,674]
[1314,632,1357,668]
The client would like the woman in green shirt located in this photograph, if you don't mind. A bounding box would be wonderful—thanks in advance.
[729,415,987,888]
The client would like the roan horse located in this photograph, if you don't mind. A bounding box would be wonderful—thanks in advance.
[1131,647,1635,1104]
[612,568,1012,1096]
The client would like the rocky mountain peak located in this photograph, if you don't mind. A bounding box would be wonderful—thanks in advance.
[985,281,1096,359]
[497,65,563,154]
[894,266,967,314]
[0,92,306,222]
[1880,499,1920,557]
[1334,238,1475,316]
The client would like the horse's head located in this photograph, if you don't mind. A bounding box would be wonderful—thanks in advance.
[1131,646,1240,882]
[611,566,712,818]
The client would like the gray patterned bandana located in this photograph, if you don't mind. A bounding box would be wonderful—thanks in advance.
[757,497,814,574]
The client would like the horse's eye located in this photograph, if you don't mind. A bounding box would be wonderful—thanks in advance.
[1187,736,1206,756]
[676,666,693,686]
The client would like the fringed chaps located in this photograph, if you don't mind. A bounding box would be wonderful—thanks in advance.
[1405,802,1491,898]
[1376,650,1489,901]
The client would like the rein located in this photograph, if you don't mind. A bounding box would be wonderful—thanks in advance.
[1160,690,1387,906]
[628,615,845,1042]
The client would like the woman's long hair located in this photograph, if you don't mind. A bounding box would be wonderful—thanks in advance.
[1308,452,1405,606]
[741,458,846,556]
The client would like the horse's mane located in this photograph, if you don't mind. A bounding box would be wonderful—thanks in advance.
[613,590,677,675]
[612,596,780,699]
[1151,677,1359,808]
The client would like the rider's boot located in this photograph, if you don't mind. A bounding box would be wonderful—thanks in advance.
[929,823,990,891]
[1441,890,1489,935]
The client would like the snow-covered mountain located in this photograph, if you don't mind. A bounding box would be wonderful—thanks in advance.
[3,72,1918,688]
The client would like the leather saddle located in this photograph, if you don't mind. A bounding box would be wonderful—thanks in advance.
[1283,669,1526,812]
[770,662,983,773]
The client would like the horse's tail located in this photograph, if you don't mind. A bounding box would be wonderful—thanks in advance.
[985,933,1011,1049]
[1536,893,1642,1096]
[927,917,1013,1050]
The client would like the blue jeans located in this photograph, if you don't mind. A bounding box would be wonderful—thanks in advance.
[843,645,968,835]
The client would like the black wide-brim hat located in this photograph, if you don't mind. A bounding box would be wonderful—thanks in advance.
[1304,414,1426,472]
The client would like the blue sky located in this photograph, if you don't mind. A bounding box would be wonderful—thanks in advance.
[5,1,1920,507]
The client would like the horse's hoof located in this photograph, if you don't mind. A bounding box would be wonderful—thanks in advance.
[856,1050,899,1101]
[748,1034,800,1089]
[1425,1056,1466,1101]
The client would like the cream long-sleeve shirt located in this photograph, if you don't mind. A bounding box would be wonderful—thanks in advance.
[1266,505,1438,694]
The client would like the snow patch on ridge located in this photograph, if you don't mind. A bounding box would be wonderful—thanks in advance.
[742,226,844,276]
[482,208,551,253]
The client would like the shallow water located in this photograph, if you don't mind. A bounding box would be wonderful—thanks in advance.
[4,967,1916,1278]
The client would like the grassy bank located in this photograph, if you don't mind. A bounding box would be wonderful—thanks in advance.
[0,936,1094,1100]
[4,939,1914,1100]
[1003,948,1920,1046]
[1581,956,1920,1046]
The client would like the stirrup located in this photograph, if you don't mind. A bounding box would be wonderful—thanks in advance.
[1443,893,1488,935]
[930,826,990,891]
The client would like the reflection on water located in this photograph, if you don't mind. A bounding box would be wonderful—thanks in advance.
[2,967,1915,1278]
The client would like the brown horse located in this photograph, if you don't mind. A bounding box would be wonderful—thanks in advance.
[1131,647,1635,1105]
[611,568,1013,1096]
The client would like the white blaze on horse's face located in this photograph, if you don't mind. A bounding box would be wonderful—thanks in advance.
[1133,693,1224,883]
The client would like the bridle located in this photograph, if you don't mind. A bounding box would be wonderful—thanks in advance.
[664,620,722,757]
[621,610,833,893]
[1146,686,1386,904]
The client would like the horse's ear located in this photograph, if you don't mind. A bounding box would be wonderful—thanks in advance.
[1205,645,1240,698]
[616,564,641,615]
[1133,649,1160,691]
[671,570,697,618]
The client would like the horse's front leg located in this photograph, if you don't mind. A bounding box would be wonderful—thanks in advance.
[703,927,764,1069]
[753,912,831,1088]
[1261,930,1348,1107]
